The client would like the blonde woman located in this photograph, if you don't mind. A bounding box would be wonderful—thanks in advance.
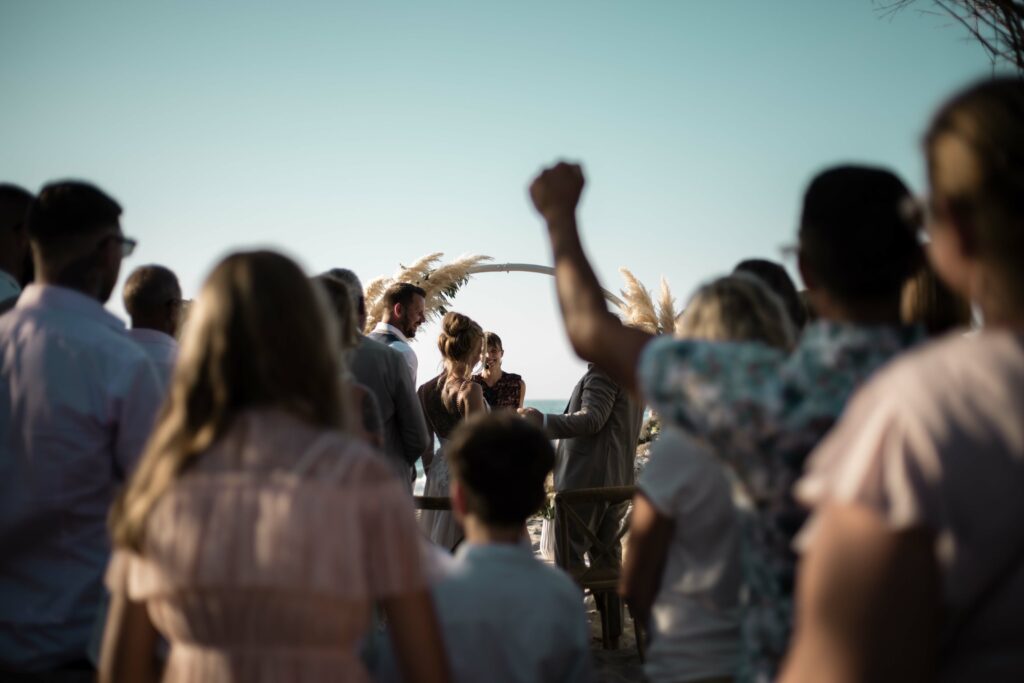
[783,77,1024,683]
[99,251,449,683]
[417,312,487,550]
[623,274,794,683]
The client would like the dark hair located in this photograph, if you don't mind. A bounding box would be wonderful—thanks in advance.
[123,265,181,320]
[26,180,122,245]
[925,77,1024,270]
[382,282,426,311]
[437,311,483,363]
[0,184,34,228]
[733,259,806,330]
[314,275,360,349]
[798,165,922,303]
[446,412,555,527]
[483,331,503,351]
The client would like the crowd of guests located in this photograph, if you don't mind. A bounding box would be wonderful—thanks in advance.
[0,75,1021,683]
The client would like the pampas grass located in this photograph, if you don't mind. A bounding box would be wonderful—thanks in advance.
[617,269,678,335]
[363,253,493,332]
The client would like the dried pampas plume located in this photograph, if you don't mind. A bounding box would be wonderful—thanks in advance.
[617,268,659,334]
[617,269,679,335]
[657,277,677,336]
[363,253,493,332]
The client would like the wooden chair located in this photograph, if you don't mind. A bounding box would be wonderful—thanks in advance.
[553,485,644,658]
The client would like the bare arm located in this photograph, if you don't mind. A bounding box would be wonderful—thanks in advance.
[779,504,940,683]
[517,379,526,409]
[381,590,451,683]
[529,162,654,397]
[99,593,161,683]
[620,492,674,626]
[462,381,487,417]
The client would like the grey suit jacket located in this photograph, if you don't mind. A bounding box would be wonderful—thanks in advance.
[348,335,430,476]
[545,365,645,491]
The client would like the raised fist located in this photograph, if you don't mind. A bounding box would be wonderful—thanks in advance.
[529,161,585,221]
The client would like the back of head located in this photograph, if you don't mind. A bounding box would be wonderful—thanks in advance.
[437,311,483,363]
[925,77,1024,278]
[0,183,33,229]
[798,165,922,305]
[113,250,346,551]
[446,412,555,527]
[676,273,795,350]
[323,268,363,308]
[123,264,181,327]
[734,259,807,330]
[314,274,360,349]
[26,180,122,255]
[0,184,34,284]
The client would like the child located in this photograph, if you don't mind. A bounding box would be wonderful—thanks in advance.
[372,412,593,683]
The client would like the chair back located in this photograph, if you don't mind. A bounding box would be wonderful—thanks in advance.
[553,485,636,589]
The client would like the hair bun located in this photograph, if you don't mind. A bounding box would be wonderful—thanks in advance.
[438,311,483,362]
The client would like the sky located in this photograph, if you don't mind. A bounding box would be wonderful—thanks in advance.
[1,1,994,397]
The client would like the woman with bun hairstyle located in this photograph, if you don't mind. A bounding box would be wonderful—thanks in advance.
[99,251,449,683]
[784,77,1024,683]
[418,311,487,550]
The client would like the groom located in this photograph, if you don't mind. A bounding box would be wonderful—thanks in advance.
[521,364,644,639]
[369,282,427,384]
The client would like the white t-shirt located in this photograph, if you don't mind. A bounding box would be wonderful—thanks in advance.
[639,427,743,683]
[127,327,178,390]
[797,331,1024,682]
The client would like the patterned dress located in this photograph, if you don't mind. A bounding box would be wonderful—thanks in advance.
[637,321,923,683]
[472,371,524,409]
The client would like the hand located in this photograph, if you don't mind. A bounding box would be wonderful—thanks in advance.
[518,407,544,427]
[529,161,585,223]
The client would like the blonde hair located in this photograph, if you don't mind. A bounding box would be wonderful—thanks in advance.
[926,78,1024,281]
[676,273,795,350]
[111,251,350,551]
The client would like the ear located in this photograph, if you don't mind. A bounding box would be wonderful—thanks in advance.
[450,479,468,524]
[392,302,404,320]
[797,250,815,290]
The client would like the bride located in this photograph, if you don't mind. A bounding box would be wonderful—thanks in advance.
[417,311,487,550]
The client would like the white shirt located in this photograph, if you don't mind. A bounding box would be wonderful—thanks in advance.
[371,322,418,383]
[639,427,743,683]
[372,542,593,683]
[127,327,178,389]
[0,269,20,303]
[0,284,163,671]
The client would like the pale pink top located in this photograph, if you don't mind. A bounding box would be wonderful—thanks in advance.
[106,409,427,682]
[796,332,1024,681]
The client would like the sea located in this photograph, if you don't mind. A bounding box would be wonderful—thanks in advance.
[413,398,566,494]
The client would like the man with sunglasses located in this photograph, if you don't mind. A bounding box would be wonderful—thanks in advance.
[0,180,163,678]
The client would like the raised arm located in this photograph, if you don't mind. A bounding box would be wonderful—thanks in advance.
[529,162,654,396]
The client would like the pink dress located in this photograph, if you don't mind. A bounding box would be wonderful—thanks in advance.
[106,409,427,682]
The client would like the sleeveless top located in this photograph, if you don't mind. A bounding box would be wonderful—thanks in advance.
[418,374,472,440]
[472,371,523,409]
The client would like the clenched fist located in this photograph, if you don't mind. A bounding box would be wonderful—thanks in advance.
[529,161,585,222]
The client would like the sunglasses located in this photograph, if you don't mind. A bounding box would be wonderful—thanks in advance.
[97,234,138,258]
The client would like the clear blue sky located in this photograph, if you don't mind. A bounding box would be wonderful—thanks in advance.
[1,1,993,397]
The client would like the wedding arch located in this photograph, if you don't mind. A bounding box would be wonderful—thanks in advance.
[363,253,679,336]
